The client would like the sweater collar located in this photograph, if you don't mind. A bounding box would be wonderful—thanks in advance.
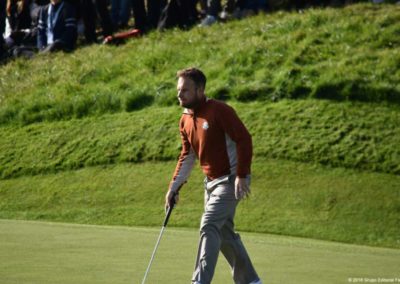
[183,97,209,115]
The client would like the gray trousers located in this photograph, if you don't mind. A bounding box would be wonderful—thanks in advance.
[192,176,259,284]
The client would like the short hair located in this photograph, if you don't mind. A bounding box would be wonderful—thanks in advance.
[176,68,207,89]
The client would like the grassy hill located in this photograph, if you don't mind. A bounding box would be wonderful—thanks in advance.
[0,3,399,126]
[1,100,399,179]
[0,3,399,249]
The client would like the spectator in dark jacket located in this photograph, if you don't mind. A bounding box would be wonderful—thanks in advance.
[111,0,131,29]
[1,0,47,59]
[37,0,77,52]
[157,0,197,30]
[79,0,114,43]
[6,0,32,32]
[131,0,147,31]
[147,0,166,29]
[130,0,168,31]
[1,0,6,59]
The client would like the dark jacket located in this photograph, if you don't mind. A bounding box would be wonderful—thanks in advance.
[37,1,77,51]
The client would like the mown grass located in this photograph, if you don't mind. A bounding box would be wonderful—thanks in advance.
[1,159,399,248]
[0,3,399,125]
[1,100,399,179]
[1,220,400,284]
[1,3,399,252]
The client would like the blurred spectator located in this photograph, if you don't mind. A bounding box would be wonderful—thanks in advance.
[37,0,77,52]
[69,0,113,43]
[220,0,247,20]
[158,0,197,30]
[147,0,166,29]
[111,0,168,32]
[245,0,267,12]
[1,0,6,59]
[6,0,32,31]
[118,0,168,31]
[199,0,250,26]
[130,0,147,31]
[1,0,47,59]
[198,0,221,26]
[198,0,207,16]
[111,0,131,28]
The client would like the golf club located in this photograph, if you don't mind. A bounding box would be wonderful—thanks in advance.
[141,192,177,284]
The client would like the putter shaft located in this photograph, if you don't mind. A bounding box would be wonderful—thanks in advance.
[141,226,166,284]
[141,194,176,284]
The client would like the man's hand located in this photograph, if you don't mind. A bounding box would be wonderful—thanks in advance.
[235,177,250,200]
[165,190,179,212]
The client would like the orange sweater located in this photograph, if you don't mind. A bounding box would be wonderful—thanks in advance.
[169,98,252,192]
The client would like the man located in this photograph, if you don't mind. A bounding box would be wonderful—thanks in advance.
[37,0,77,52]
[165,68,262,284]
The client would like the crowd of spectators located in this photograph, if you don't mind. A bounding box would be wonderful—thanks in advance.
[0,0,393,62]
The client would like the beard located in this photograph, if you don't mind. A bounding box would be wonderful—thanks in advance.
[180,96,201,109]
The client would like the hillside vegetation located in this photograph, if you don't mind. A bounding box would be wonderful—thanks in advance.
[0,3,399,249]
[0,4,399,126]
[0,100,399,179]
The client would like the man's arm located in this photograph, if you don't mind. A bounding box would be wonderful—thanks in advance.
[216,103,253,178]
[165,122,196,208]
[217,103,253,199]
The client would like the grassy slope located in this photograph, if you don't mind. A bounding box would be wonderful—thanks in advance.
[0,4,399,126]
[1,159,399,248]
[1,100,399,179]
[0,3,399,250]
[1,220,400,284]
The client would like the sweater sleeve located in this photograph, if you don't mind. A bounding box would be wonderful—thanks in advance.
[216,103,252,178]
[169,117,196,192]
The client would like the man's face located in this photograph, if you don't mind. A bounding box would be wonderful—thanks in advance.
[177,77,203,109]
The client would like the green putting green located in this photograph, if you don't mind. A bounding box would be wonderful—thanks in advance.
[1,220,399,284]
